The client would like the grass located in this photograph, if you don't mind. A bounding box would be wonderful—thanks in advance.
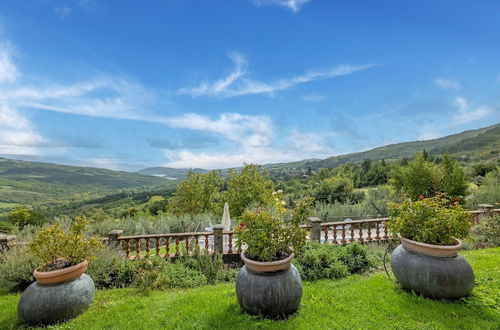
[0,248,498,329]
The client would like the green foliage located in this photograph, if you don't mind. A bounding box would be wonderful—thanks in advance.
[168,170,224,215]
[7,206,46,229]
[131,258,207,290]
[466,170,500,209]
[29,216,104,271]
[86,245,129,289]
[224,164,275,217]
[181,248,237,284]
[314,175,354,203]
[389,153,443,200]
[389,153,468,201]
[388,194,473,245]
[468,215,500,248]
[0,248,498,329]
[294,242,372,281]
[0,246,39,293]
[234,192,308,262]
[146,195,168,215]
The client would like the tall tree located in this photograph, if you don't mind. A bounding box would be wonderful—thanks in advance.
[168,170,224,215]
[223,164,275,217]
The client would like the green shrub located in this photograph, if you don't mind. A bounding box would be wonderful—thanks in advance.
[468,215,500,248]
[337,243,372,273]
[0,246,39,293]
[86,245,129,289]
[131,258,206,290]
[294,242,372,281]
[295,243,348,281]
[234,192,309,262]
[388,194,472,245]
[29,216,103,271]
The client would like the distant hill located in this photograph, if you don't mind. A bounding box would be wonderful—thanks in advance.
[0,158,175,214]
[262,123,500,174]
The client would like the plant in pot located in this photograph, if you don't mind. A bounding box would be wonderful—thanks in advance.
[233,192,311,318]
[18,216,103,326]
[388,194,474,299]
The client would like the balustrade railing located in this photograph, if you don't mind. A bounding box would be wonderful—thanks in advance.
[1,207,498,259]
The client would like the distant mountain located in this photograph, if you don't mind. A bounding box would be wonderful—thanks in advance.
[138,167,208,179]
[262,123,500,173]
[0,158,175,213]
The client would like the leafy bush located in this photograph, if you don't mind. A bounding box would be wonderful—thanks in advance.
[294,243,348,281]
[86,245,129,289]
[234,193,310,262]
[388,194,472,246]
[466,170,500,210]
[131,258,206,290]
[468,215,500,248]
[294,242,372,281]
[337,242,372,273]
[180,248,236,284]
[0,246,39,293]
[29,216,104,271]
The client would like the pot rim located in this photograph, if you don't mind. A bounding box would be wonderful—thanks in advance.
[398,234,462,249]
[398,234,462,257]
[241,250,294,272]
[33,259,88,283]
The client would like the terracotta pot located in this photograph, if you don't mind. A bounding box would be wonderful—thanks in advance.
[33,260,88,285]
[399,235,462,257]
[240,251,293,273]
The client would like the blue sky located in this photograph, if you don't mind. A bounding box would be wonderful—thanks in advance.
[0,0,499,171]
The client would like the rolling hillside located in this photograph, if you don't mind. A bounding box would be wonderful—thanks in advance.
[263,123,500,174]
[0,158,175,214]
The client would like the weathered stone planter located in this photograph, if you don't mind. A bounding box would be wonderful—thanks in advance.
[236,252,302,319]
[18,274,95,326]
[391,238,474,299]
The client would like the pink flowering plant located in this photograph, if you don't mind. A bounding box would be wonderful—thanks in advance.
[234,191,312,262]
[388,194,472,246]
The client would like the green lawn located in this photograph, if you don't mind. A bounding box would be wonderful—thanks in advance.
[0,248,498,330]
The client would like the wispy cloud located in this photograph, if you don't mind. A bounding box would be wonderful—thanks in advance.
[178,52,374,98]
[303,94,326,102]
[163,112,335,168]
[453,97,492,125]
[54,6,72,18]
[166,113,273,148]
[0,42,17,83]
[433,78,461,90]
[253,0,311,12]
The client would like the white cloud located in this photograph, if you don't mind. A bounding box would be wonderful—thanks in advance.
[0,104,46,155]
[303,94,326,102]
[54,6,72,18]
[166,113,273,148]
[453,97,492,125]
[163,115,334,169]
[0,43,17,83]
[178,52,374,98]
[433,78,460,90]
[253,0,311,12]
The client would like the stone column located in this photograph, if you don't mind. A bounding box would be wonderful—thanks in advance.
[107,230,124,247]
[213,224,224,254]
[0,235,16,250]
[310,217,322,242]
[478,204,494,217]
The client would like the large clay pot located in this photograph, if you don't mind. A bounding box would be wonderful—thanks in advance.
[391,237,474,299]
[236,252,302,319]
[18,274,95,326]
[33,260,88,285]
